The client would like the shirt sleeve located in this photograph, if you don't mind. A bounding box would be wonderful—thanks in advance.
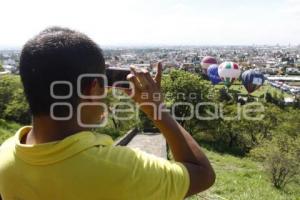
[116,147,190,200]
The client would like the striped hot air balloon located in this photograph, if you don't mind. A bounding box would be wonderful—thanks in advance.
[218,62,241,87]
[201,56,218,75]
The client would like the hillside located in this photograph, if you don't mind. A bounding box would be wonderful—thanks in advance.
[1,120,299,200]
[188,148,300,200]
[0,71,299,199]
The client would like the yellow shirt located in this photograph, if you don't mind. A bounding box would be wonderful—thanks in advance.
[0,126,189,200]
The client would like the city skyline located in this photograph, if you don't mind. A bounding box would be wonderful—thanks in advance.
[1,0,300,48]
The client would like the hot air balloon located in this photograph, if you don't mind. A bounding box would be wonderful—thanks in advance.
[218,62,241,87]
[207,64,222,85]
[201,56,218,75]
[241,70,265,93]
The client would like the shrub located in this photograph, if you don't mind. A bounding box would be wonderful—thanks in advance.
[137,111,155,131]
[94,120,123,140]
[204,103,283,155]
[250,135,300,189]
[96,89,140,139]
[0,119,21,144]
[0,63,4,72]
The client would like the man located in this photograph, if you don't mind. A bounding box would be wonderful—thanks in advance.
[0,27,215,200]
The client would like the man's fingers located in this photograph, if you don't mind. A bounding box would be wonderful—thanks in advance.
[154,62,163,88]
[127,73,142,90]
[143,69,156,86]
[130,66,150,90]
[140,68,155,88]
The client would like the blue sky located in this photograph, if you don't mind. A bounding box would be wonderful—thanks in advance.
[1,0,300,47]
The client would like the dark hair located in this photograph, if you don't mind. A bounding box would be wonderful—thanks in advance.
[19,26,105,116]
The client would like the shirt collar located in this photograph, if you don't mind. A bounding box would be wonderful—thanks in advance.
[14,126,113,165]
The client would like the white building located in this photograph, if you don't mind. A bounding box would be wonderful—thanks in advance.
[286,67,300,74]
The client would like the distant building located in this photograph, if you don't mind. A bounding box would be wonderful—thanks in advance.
[3,59,16,66]
[286,67,300,75]
[133,63,152,71]
[261,67,279,75]
[3,65,16,73]
[121,54,137,64]
[295,60,300,67]
[180,63,196,72]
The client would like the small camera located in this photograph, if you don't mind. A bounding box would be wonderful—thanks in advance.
[105,67,131,88]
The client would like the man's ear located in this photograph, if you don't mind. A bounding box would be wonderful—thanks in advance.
[84,78,103,101]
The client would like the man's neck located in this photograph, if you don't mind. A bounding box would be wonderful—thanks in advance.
[24,116,87,145]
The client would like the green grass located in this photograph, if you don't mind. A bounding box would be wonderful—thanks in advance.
[0,119,21,144]
[187,148,300,200]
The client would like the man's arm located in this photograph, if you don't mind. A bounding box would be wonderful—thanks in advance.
[153,112,215,196]
[126,63,215,197]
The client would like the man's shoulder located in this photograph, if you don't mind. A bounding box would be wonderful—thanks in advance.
[91,145,171,171]
[0,136,16,170]
[85,144,160,169]
[0,136,15,152]
[91,145,142,163]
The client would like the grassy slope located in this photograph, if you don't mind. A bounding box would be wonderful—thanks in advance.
[187,148,300,200]
[0,119,21,144]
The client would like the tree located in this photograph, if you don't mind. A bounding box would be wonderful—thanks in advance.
[95,89,140,139]
[208,103,283,155]
[162,70,210,132]
[0,75,30,124]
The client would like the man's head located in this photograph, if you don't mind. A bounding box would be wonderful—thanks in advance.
[20,27,106,125]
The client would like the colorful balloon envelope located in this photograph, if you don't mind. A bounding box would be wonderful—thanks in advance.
[218,62,241,87]
[207,64,222,85]
[201,56,218,74]
[241,70,265,93]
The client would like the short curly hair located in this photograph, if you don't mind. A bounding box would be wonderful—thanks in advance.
[19,26,105,116]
